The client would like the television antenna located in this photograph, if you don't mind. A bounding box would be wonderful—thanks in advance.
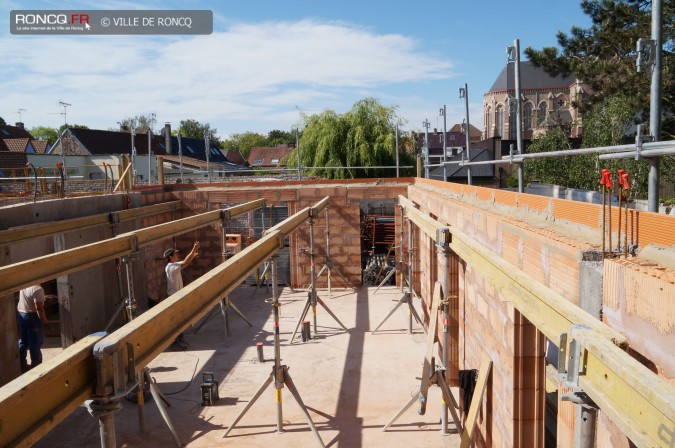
[58,101,71,126]
[17,108,26,122]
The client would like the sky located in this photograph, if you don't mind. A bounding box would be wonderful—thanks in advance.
[0,0,592,140]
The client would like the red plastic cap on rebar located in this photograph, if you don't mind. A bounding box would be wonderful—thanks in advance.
[621,173,630,190]
[617,169,626,185]
[56,162,63,168]
[25,163,30,167]
[600,170,613,187]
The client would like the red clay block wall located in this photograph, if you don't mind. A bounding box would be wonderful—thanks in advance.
[408,182,589,447]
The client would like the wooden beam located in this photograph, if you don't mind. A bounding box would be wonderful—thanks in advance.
[447,225,625,345]
[574,329,675,448]
[419,282,443,412]
[460,353,492,448]
[403,198,675,448]
[399,195,449,245]
[0,334,103,447]
[0,198,325,446]
[0,201,181,246]
[94,200,317,395]
[0,199,265,296]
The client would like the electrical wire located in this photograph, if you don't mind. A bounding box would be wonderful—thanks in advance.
[152,352,200,396]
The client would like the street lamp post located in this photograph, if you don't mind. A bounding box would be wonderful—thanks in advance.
[506,39,524,193]
[440,106,447,182]
[459,85,473,185]
[423,119,431,178]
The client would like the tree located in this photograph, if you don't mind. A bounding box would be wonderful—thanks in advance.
[178,119,221,146]
[0,117,6,125]
[222,132,268,158]
[287,97,413,179]
[525,0,675,138]
[267,129,294,146]
[524,93,675,198]
[117,114,157,133]
[29,126,59,144]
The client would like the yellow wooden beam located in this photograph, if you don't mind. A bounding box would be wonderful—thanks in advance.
[0,201,181,246]
[0,198,320,446]
[0,334,103,447]
[398,195,448,244]
[264,207,311,237]
[460,353,492,448]
[94,201,317,395]
[403,198,675,448]
[0,199,265,296]
[574,329,675,448]
[447,225,626,345]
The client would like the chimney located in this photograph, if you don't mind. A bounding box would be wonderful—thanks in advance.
[164,122,172,155]
[15,122,24,129]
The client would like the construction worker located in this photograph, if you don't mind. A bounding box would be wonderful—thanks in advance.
[164,241,200,348]
[17,284,49,372]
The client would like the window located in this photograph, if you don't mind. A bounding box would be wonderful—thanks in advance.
[448,135,456,141]
[1,129,9,136]
[486,107,492,137]
[509,106,517,139]
[524,103,533,130]
[253,159,263,165]
[538,102,548,124]
[557,98,566,108]
[270,158,280,164]
[496,105,504,137]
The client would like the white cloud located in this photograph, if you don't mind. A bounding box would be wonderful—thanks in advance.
[0,19,454,135]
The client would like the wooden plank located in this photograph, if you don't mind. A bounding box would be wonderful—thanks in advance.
[419,282,443,411]
[575,329,675,448]
[0,201,181,245]
[460,353,492,448]
[399,195,446,243]
[0,200,264,296]
[0,334,103,447]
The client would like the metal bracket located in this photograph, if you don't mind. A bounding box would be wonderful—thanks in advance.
[436,227,451,248]
[635,124,654,161]
[108,211,120,230]
[636,38,656,73]
[558,326,597,408]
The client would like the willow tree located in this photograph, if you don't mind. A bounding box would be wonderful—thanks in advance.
[288,98,409,179]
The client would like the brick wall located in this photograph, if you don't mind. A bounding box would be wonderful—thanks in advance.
[408,182,588,447]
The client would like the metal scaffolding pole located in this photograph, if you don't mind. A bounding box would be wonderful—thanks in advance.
[648,0,663,212]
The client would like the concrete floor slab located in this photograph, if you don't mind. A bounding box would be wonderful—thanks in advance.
[36,286,460,447]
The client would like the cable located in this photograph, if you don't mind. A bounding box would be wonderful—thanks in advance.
[153,353,200,396]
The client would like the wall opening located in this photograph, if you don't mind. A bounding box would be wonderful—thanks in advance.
[359,199,395,285]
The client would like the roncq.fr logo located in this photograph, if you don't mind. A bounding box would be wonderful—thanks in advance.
[14,13,90,26]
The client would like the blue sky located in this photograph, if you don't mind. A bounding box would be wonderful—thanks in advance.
[0,0,591,139]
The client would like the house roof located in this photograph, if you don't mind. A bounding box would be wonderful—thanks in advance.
[171,135,228,164]
[247,145,294,167]
[414,132,467,156]
[32,140,49,154]
[488,61,577,93]
[226,149,247,165]
[0,125,33,140]
[48,128,232,166]
[449,123,482,140]
[429,148,494,180]
[3,138,30,153]
[161,154,248,172]
[56,128,168,156]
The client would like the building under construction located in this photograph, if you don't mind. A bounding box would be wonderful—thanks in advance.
[0,177,673,447]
